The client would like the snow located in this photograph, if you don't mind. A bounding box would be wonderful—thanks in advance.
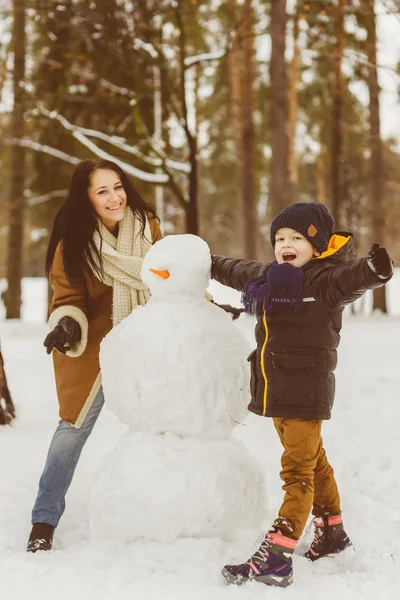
[4,137,80,165]
[72,132,170,184]
[90,432,266,543]
[134,38,159,59]
[100,294,250,439]
[184,49,226,68]
[140,234,212,300]
[0,271,400,599]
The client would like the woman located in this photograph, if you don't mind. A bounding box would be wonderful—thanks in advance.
[27,159,162,552]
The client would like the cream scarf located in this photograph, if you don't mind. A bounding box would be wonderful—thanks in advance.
[91,207,152,326]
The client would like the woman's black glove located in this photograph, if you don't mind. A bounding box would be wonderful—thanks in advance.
[367,244,393,278]
[44,316,82,355]
[212,301,244,321]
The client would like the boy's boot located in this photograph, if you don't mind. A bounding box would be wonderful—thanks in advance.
[221,530,295,587]
[27,523,55,553]
[305,514,351,561]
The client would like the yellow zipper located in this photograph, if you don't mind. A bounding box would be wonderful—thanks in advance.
[261,312,269,416]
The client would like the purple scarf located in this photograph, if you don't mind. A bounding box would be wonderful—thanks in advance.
[242,261,304,318]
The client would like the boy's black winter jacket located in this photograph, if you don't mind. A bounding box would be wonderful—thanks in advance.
[211,233,391,420]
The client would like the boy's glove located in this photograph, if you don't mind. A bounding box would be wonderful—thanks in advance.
[212,301,244,321]
[44,316,82,355]
[367,244,393,278]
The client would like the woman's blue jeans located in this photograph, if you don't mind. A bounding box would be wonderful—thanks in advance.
[31,387,105,527]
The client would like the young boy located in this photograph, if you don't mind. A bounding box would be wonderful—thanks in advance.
[211,202,393,588]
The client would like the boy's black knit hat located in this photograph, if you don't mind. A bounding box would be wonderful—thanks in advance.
[270,202,335,253]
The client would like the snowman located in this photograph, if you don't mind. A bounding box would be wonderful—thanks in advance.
[89,234,266,543]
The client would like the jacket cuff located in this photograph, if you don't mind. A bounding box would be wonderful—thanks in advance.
[48,305,89,358]
[210,255,220,280]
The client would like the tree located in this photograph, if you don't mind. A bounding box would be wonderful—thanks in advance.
[287,4,301,202]
[175,0,199,234]
[269,0,289,216]
[25,1,212,236]
[364,0,387,312]
[331,0,346,227]
[296,0,369,234]
[229,0,260,259]
[6,0,26,319]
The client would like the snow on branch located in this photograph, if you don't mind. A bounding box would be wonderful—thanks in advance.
[134,38,159,59]
[134,38,225,70]
[44,59,137,102]
[71,131,169,183]
[184,49,226,68]
[28,189,68,206]
[3,138,80,164]
[39,107,190,174]
[115,136,190,174]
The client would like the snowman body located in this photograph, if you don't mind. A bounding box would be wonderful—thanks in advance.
[89,235,266,542]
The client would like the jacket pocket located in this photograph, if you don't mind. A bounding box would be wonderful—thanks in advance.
[271,349,318,408]
[247,349,258,401]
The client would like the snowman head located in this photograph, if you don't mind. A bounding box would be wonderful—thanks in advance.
[141,234,211,299]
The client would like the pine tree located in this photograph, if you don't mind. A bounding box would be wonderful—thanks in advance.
[364,0,387,312]
[331,0,346,227]
[288,4,301,202]
[269,0,289,216]
[229,0,260,259]
[297,0,370,239]
[6,0,26,319]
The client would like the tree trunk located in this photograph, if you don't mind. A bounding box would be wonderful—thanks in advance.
[229,30,245,253]
[0,346,15,425]
[185,134,199,234]
[6,0,26,319]
[176,0,199,235]
[331,0,345,228]
[241,0,260,259]
[316,152,326,205]
[229,0,260,259]
[269,0,289,216]
[288,7,300,202]
[366,0,386,312]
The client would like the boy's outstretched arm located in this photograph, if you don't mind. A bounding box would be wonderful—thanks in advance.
[211,255,272,292]
[307,244,393,309]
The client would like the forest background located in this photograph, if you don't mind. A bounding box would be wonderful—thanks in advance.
[0,0,399,317]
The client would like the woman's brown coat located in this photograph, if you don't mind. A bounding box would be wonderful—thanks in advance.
[48,216,162,427]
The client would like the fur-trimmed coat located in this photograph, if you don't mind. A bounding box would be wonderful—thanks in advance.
[211,233,392,420]
[49,215,162,427]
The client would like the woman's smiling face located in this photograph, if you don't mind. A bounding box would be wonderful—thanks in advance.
[88,169,127,232]
[274,227,318,268]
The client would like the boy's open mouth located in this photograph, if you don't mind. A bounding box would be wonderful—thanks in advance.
[282,252,297,263]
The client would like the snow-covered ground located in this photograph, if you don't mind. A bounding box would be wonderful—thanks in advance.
[0,276,400,599]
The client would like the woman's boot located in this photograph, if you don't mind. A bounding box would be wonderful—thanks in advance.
[27,523,55,553]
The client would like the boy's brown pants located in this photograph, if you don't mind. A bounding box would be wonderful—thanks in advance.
[272,418,341,540]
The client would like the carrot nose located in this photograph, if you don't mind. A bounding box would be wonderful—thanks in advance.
[149,268,170,279]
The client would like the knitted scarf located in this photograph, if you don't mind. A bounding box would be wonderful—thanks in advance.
[91,207,152,326]
[242,261,304,318]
